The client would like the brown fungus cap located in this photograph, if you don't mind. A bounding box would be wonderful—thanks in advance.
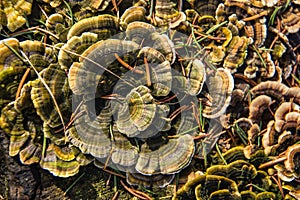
[126,170,175,188]
[250,81,289,100]
[30,65,71,126]
[248,95,272,123]
[1,0,32,32]
[136,134,194,175]
[68,39,140,98]
[58,32,99,70]
[120,6,147,29]
[284,144,300,178]
[67,105,112,159]
[224,36,252,73]
[40,143,91,178]
[115,85,170,138]
[173,174,240,200]
[274,102,299,132]
[137,47,173,96]
[0,38,20,70]
[125,21,156,45]
[185,59,206,96]
[111,124,139,168]
[203,68,234,119]
[67,14,119,40]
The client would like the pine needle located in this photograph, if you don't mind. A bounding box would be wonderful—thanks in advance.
[43,43,135,88]
[252,45,267,69]
[20,51,67,136]
[63,0,74,25]
[269,6,281,26]
[64,172,86,195]
[216,143,227,165]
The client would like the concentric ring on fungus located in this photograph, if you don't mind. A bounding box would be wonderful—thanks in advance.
[0,0,33,32]
[3,0,300,196]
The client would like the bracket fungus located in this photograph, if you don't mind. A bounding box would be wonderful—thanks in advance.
[2,0,300,197]
[126,171,175,188]
[46,13,71,42]
[274,102,300,132]
[0,101,36,157]
[244,17,267,47]
[63,19,209,187]
[248,95,272,123]
[120,6,147,28]
[0,61,89,178]
[68,38,140,98]
[125,21,156,45]
[174,174,241,200]
[272,143,300,183]
[136,134,194,175]
[111,124,139,169]
[185,59,207,96]
[190,0,221,17]
[67,104,112,159]
[203,68,234,119]
[66,0,112,11]
[250,81,289,100]
[282,8,300,34]
[224,36,252,73]
[40,143,92,177]
[58,32,99,70]
[150,0,186,28]
[284,144,300,179]
[0,38,55,110]
[115,85,171,138]
[0,0,33,32]
[30,64,71,127]
[67,14,119,40]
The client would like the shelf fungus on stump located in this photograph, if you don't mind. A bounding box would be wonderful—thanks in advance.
[67,14,119,41]
[136,134,194,175]
[0,63,91,177]
[173,174,241,200]
[150,0,186,28]
[40,143,92,177]
[64,21,209,187]
[58,32,99,70]
[0,0,33,32]
[68,38,140,99]
[203,68,234,119]
[66,104,113,159]
[0,38,55,110]
[115,85,171,139]
[274,143,300,183]
[224,36,252,73]
[2,1,300,196]
[120,6,147,29]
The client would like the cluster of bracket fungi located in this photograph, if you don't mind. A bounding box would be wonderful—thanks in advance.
[0,0,300,199]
